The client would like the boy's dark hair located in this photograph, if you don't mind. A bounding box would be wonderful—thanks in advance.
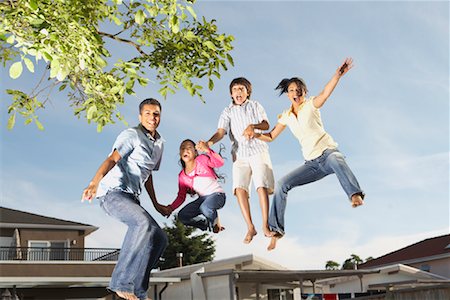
[275,77,308,97]
[139,98,161,113]
[229,77,252,100]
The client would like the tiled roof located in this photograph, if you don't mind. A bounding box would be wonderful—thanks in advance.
[359,234,450,269]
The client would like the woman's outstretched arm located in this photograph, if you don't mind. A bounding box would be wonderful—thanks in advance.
[313,57,353,109]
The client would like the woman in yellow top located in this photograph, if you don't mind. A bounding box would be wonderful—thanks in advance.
[257,58,365,251]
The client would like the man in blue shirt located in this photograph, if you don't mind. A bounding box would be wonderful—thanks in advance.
[82,98,167,300]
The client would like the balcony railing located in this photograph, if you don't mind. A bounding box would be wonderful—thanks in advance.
[0,247,120,261]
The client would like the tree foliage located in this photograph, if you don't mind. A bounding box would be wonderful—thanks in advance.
[341,254,363,270]
[325,254,373,270]
[1,0,234,131]
[160,216,215,270]
[325,260,340,270]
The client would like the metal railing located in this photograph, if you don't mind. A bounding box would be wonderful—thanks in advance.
[0,247,120,261]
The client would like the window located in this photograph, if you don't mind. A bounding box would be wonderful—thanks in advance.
[28,241,69,261]
[268,288,294,300]
[420,264,431,272]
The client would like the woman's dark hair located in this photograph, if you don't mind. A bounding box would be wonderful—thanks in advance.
[139,98,161,113]
[275,77,308,97]
[229,77,252,100]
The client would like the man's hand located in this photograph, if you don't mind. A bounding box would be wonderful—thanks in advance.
[81,182,98,203]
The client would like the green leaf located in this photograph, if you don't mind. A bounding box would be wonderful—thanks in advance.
[170,16,179,33]
[208,78,214,90]
[226,54,234,66]
[186,6,197,19]
[185,31,196,41]
[111,15,122,26]
[7,113,16,130]
[42,52,52,61]
[9,62,23,79]
[23,58,35,73]
[24,118,33,125]
[135,10,145,25]
[97,124,103,133]
[6,35,15,44]
[29,0,38,10]
[50,59,60,78]
[35,119,44,130]
[95,56,107,68]
[204,41,216,50]
[87,105,97,119]
[56,68,69,81]
[110,86,120,94]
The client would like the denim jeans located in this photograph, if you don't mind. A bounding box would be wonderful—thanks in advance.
[100,190,168,300]
[177,192,226,231]
[269,149,364,236]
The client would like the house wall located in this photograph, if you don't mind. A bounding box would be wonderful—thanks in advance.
[326,272,420,294]
[0,261,115,277]
[236,282,269,300]
[409,257,450,278]
[150,280,192,300]
[204,275,232,300]
[20,228,85,248]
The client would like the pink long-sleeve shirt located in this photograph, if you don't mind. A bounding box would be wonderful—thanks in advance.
[169,149,224,210]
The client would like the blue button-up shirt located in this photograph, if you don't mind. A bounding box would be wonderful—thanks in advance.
[96,124,164,198]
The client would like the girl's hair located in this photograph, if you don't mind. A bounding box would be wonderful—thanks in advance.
[275,77,308,97]
[179,139,197,171]
[229,77,252,100]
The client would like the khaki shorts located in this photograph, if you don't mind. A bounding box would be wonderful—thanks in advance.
[232,151,274,195]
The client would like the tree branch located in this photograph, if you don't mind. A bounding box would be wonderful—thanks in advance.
[98,31,146,56]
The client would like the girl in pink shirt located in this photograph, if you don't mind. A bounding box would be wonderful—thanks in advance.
[164,139,226,233]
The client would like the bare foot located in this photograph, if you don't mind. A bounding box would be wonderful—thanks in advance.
[351,194,364,208]
[243,228,257,244]
[263,226,275,237]
[267,233,282,251]
[116,291,139,300]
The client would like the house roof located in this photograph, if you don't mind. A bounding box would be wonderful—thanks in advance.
[317,263,449,293]
[153,253,380,283]
[359,234,450,269]
[152,253,289,278]
[0,206,98,236]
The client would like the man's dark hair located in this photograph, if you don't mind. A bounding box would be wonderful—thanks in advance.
[275,77,308,97]
[229,77,252,100]
[139,98,161,113]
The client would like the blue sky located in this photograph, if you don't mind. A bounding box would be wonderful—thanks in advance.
[1,1,449,269]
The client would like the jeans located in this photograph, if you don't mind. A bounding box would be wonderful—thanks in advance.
[100,190,168,300]
[178,192,226,231]
[269,149,364,236]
